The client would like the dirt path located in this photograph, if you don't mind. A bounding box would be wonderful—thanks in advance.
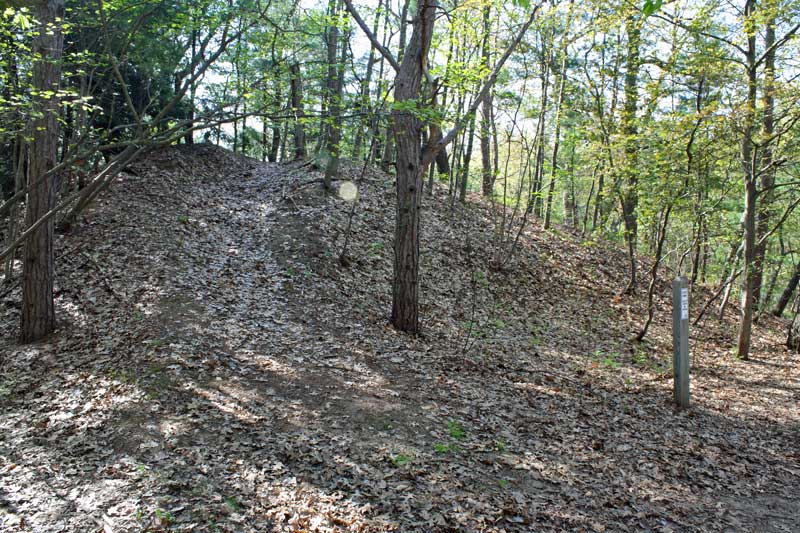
[1,146,799,532]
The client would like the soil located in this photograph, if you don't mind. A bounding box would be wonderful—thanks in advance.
[1,145,798,532]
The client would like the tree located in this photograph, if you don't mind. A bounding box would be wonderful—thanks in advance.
[774,260,800,317]
[290,62,307,159]
[620,9,641,294]
[788,309,800,352]
[20,0,64,343]
[479,1,494,197]
[346,0,538,333]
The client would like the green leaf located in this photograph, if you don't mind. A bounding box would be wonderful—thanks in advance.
[642,0,663,17]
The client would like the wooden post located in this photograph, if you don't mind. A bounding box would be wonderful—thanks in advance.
[672,276,690,408]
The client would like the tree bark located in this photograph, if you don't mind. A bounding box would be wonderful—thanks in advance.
[458,107,477,203]
[752,15,776,310]
[352,0,381,160]
[620,13,641,294]
[290,63,307,159]
[543,49,568,229]
[325,22,348,188]
[391,0,436,333]
[268,82,281,162]
[528,38,549,217]
[21,0,65,343]
[788,311,800,352]
[480,3,493,197]
[185,27,197,145]
[736,0,758,360]
[774,261,800,317]
[321,0,341,187]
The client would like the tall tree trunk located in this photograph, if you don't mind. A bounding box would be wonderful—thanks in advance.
[4,136,25,282]
[543,49,568,229]
[325,22,348,188]
[21,0,65,343]
[529,37,549,217]
[752,15,776,310]
[261,120,269,162]
[458,107,477,203]
[268,82,281,162]
[185,27,197,145]
[381,0,412,173]
[369,4,391,165]
[290,63,307,159]
[391,0,436,333]
[480,3,494,197]
[322,0,341,188]
[620,13,641,293]
[352,0,381,159]
[736,0,758,360]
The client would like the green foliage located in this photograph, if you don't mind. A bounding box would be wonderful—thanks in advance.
[224,496,241,511]
[642,0,664,18]
[434,442,458,454]
[593,350,621,369]
[154,508,175,527]
[390,453,411,467]
[448,421,466,440]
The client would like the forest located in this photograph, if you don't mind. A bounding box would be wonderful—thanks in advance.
[1,0,799,531]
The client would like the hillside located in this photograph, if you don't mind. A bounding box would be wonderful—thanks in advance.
[1,145,798,532]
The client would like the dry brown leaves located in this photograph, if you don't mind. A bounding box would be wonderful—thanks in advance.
[0,146,798,532]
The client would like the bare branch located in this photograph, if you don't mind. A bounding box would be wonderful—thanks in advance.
[422,5,540,169]
[344,0,401,73]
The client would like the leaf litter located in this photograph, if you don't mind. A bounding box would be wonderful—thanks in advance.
[0,144,798,532]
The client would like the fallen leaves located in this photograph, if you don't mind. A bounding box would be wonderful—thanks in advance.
[0,145,798,532]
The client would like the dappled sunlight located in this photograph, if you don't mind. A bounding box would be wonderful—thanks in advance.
[2,146,798,531]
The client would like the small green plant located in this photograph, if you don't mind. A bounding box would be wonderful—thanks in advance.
[633,351,649,365]
[177,215,189,224]
[491,318,507,329]
[224,496,241,511]
[285,266,297,277]
[474,270,489,287]
[448,421,466,440]
[0,384,12,400]
[390,454,410,467]
[434,442,459,454]
[494,439,506,452]
[108,369,135,383]
[461,320,486,338]
[498,479,510,489]
[154,508,175,526]
[592,350,621,369]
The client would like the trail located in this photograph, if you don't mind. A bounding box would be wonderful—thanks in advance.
[1,145,798,532]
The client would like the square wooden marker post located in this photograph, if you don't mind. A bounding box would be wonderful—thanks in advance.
[672,276,690,408]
